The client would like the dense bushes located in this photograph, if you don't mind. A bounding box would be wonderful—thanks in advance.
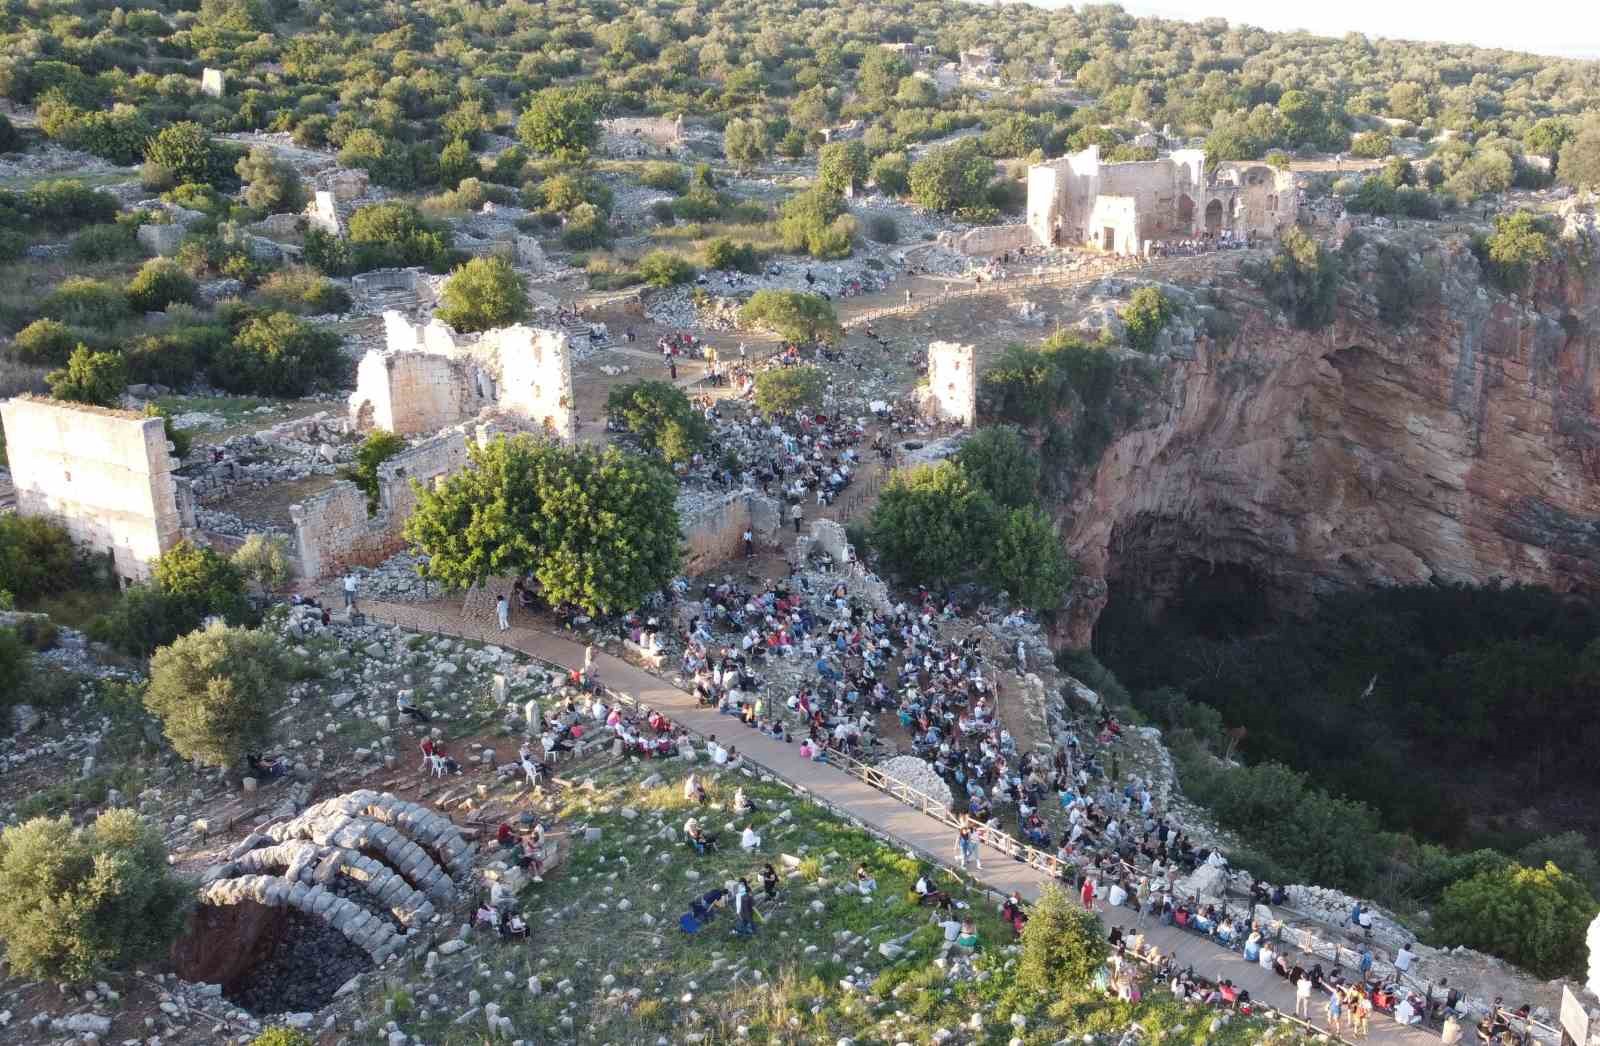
[348,431,406,513]
[146,622,289,768]
[435,256,532,332]
[1433,863,1595,977]
[0,514,80,603]
[605,380,709,463]
[210,312,344,396]
[1472,211,1555,293]
[636,250,695,288]
[1122,286,1173,352]
[0,810,191,980]
[704,237,760,273]
[776,187,855,259]
[47,345,127,406]
[1246,227,1341,330]
[738,290,840,344]
[125,258,198,312]
[307,202,456,275]
[1018,884,1109,994]
[91,540,252,656]
[909,140,995,216]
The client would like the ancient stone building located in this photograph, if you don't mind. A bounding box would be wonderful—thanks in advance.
[603,115,684,147]
[348,311,576,441]
[1027,145,1297,253]
[199,67,226,98]
[924,342,977,427]
[0,397,195,584]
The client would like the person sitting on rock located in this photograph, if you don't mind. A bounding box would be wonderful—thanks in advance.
[855,865,877,896]
[914,871,952,910]
[502,911,529,940]
[475,903,500,932]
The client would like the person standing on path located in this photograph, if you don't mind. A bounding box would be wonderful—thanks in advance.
[1295,970,1312,1018]
[496,593,509,631]
[790,502,803,534]
[743,528,754,558]
[956,823,981,870]
[343,570,358,610]
[670,357,677,380]
[1325,990,1343,1035]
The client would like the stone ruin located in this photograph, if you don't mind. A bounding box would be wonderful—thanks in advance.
[604,115,685,147]
[315,167,370,202]
[349,268,430,315]
[348,309,575,441]
[200,67,226,98]
[306,189,342,236]
[677,488,781,573]
[176,790,472,1014]
[0,396,196,585]
[922,342,977,427]
[289,426,471,579]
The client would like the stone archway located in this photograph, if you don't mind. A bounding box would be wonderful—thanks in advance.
[1204,199,1224,236]
[1177,194,1195,233]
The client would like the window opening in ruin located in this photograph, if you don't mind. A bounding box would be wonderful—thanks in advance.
[1102,226,1115,251]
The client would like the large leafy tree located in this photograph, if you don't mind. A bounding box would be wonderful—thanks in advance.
[146,622,288,767]
[404,436,680,614]
[908,140,993,214]
[46,345,127,406]
[605,380,708,464]
[436,256,531,333]
[988,506,1075,612]
[517,86,604,161]
[738,290,840,344]
[1434,862,1596,977]
[753,366,826,417]
[867,461,996,588]
[0,809,191,980]
[955,425,1040,509]
[1017,884,1109,994]
[143,121,226,185]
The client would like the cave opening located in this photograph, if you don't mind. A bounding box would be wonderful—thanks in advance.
[173,900,375,1015]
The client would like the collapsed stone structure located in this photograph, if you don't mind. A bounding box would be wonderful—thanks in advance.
[180,791,471,1011]
[349,310,575,440]
[922,342,977,427]
[677,488,781,573]
[604,115,684,146]
[290,427,470,578]
[1027,145,1297,254]
[0,397,196,585]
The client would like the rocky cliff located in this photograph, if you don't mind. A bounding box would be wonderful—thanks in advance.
[1059,220,1600,646]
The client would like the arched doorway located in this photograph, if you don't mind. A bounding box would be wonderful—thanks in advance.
[1177,194,1195,233]
[1204,199,1223,236]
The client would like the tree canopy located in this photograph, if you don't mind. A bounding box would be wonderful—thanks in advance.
[146,622,289,768]
[404,436,681,615]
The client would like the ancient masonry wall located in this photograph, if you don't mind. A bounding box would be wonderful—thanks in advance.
[678,489,781,574]
[290,430,470,578]
[0,396,193,583]
[349,312,574,440]
[604,116,684,146]
[947,224,1035,257]
[925,342,977,427]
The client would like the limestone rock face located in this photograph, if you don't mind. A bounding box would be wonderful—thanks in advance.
[1588,910,1600,997]
[1058,232,1600,645]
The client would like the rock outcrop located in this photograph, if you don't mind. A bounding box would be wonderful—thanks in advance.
[1058,225,1600,645]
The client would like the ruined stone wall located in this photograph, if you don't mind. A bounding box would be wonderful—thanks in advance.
[493,327,575,440]
[950,224,1035,257]
[1086,195,1140,254]
[678,489,781,573]
[0,396,186,583]
[348,348,487,436]
[604,116,684,146]
[925,342,977,427]
[289,431,469,578]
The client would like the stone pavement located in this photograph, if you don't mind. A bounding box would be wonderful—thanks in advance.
[356,598,1440,1046]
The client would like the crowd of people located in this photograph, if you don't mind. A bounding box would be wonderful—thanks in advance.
[1145,228,1255,258]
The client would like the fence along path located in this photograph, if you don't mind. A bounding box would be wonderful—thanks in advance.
[359,597,1440,1046]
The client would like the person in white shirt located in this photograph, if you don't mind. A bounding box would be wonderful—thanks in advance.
[343,571,358,609]
[1107,881,1128,908]
[710,741,729,766]
[496,594,509,631]
[1395,942,1416,974]
[740,825,761,851]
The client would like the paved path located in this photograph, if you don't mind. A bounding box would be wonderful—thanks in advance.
[358,598,1438,1046]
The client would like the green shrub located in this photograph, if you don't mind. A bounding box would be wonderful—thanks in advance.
[124,323,231,388]
[753,365,826,416]
[739,290,840,344]
[0,810,191,981]
[868,461,996,587]
[24,179,119,230]
[9,318,80,365]
[604,380,709,463]
[146,622,287,768]
[249,1030,314,1046]
[637,250,694,288]
[1349,131,1392,158]
[866,215,898,243]
[956,426,1040,509]
[41,277,131,328]
[210,312,344,396]
[638,162,688,193]
[235,146,306,213]
[254,268,352,315]
[988,505,1075,611]
[1246,227,1341,330]
[0,514,80,601]
[704,237,760,273]
[349,431,406,513]
[126,259,198,312]
[1472,210,1555,293]
[908,140,993,214]
[1018,884,1109,994]
[561,202,610,248]
[47,345,128,406]
[435,256,532,332]
[1122,286,1173,352]
[232,534,294,594]
[0,627,30,713]
[346,202,455,273]
[777,187,854,259]
[68,222,139,262]
[144,121,229,187]
[1433,862,1595,977]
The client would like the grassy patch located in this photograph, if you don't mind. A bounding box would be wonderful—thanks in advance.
[363,757,1298,1046]
[23,586,120,631]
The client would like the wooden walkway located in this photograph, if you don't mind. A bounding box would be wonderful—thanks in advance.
[357,597,1440,1046]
